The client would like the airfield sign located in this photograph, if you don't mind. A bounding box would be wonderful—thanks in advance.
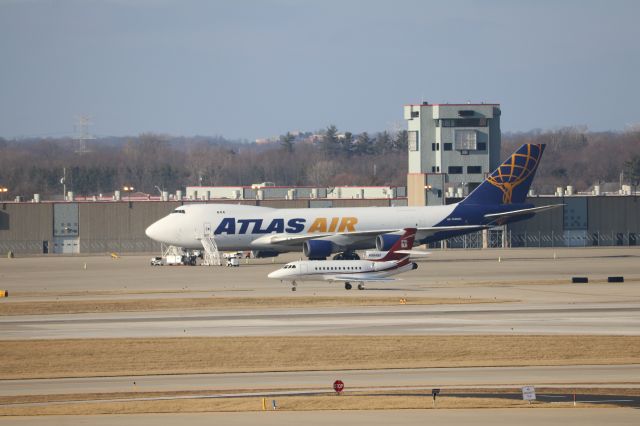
[522,386,536,401]
[333,380,345,394]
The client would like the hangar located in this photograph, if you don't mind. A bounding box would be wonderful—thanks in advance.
[0,192,638,254]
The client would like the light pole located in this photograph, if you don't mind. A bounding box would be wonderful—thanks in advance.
[123,185,135,201]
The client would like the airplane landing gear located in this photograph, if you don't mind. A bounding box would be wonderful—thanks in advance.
[344,282,352,290]
[291,281,297,292]
[357,283,365,290]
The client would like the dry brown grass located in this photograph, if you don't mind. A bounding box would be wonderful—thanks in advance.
[0,296,506,316]
[2,335,639,380]
[0,389,623,416]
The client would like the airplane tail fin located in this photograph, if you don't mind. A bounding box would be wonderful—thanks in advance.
[461,143,545,206]
[379,228,416,261]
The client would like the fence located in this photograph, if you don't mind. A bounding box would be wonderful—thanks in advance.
[0,239,160,255]
[1,231,638,255]
[441,230,639,249]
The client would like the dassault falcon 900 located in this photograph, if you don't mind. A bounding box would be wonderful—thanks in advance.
[145,144,557,260]
[268,228,423,291]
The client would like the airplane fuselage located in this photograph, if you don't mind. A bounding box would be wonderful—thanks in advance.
[267,258,415,282]
[146,203,465,251]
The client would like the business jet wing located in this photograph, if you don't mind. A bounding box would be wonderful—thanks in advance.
[330,275,397,282]
[394,250,431,256]
[484,204,563,224]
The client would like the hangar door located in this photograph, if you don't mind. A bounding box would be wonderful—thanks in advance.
[53,203,80,254]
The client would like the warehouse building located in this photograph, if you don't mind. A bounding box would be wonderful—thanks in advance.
[1,193,638,255]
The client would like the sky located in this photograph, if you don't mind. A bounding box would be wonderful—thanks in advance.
[1,0,639,140]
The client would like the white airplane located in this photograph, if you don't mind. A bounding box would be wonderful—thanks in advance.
[268,228,421,291]
[145,144,558,260]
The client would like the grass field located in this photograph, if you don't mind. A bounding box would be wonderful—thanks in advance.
[2,335,639,380]
[0,296,507,316]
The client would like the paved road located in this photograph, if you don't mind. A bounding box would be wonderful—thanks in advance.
[2,302,639,339]
[2,409,639,426]
[2,365,639,397]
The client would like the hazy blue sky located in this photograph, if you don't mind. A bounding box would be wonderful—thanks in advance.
[1,0,639,139]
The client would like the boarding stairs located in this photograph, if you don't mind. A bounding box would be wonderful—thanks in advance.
[161,243,185,258]
[200,236,222,266]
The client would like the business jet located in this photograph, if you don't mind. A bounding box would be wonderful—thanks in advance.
[145,144,557,259]
[268,228,421,291]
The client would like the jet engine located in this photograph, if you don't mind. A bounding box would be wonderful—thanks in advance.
[376,234,402,251]
[303,240,333,259]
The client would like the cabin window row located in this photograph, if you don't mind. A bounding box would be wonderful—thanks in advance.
[315,266,362,271]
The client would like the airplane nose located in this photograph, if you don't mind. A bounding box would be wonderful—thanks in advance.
[145,221,162,241]
[267,270,281,279]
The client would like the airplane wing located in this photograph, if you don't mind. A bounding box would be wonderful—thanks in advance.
[330,275,397,282]
[253,225,488,247]
[394,250,431,256]
[484,204,563,224]
[252,233,334,245]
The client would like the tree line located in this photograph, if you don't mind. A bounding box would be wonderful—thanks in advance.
[0,126,639,198]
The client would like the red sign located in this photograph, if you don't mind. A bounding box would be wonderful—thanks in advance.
[333,380,345,393]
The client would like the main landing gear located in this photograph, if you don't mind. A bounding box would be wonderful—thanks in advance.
[344,282,365,291]
[333,251,360,261]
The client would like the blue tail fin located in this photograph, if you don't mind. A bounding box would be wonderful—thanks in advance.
[461,144,545,205]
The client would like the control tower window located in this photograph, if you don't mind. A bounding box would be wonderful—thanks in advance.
[454,130,477,150]
[440,118,487,127]
[408,131,419,151]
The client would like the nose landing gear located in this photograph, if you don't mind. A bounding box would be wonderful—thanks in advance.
[291,280,297,292]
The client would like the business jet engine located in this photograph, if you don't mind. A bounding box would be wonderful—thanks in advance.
[376,234,402,251]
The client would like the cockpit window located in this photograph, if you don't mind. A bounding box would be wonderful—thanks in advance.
[171,209,186,214]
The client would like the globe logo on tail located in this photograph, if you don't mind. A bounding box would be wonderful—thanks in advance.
[486,144,543,204]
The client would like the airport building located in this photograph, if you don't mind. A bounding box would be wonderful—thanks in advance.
[184,185,405,202]
[1,192,639,255]
[405,103,501,206]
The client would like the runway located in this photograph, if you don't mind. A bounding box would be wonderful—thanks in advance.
[1,409,639,426]
[1,248,639,423]
[2,302,639,339]
[2,365,639,397]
